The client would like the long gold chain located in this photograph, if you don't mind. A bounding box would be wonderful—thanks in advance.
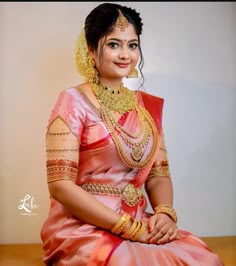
[100,105,158,169]
[91,82,158,169]
[107,107,145,139]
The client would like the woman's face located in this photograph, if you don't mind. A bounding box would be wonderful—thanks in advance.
[90,23,140,83]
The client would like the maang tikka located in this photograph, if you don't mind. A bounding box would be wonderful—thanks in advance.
[115,9,129,31]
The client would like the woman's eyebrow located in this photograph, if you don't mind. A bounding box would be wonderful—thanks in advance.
[107,38,139,43]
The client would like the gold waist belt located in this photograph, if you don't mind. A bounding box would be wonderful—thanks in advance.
[81,183,143,207]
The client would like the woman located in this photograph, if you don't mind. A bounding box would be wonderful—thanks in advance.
[41,3,223,265]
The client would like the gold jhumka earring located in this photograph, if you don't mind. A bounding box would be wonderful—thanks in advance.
[127,68,139,78]
[86,56,99,84]
[115,10,129,31]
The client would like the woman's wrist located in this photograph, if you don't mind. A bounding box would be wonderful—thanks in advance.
[111,213,131,235]
[121,219,133,235]
[154,204,177,223]
[110,213,146,241]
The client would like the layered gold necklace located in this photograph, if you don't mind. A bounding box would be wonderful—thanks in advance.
[91,82,158,169]
[92,82,136,114]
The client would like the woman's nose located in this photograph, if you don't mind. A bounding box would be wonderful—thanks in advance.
[118,47,129,60]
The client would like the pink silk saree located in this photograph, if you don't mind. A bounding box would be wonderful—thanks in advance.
[41,88,223,266]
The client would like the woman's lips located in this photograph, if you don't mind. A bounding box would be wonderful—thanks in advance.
[115,63,129,68]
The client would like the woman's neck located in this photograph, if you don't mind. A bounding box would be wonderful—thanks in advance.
[99,77,123,90]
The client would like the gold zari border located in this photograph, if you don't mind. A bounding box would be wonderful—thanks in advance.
[147,160,171,181]
[46,159,78,183]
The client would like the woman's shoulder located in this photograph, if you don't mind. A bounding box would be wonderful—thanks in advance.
[59,82,89,99]
[53,83,91,107]
[48,83,91,124]
[58,82,100,111]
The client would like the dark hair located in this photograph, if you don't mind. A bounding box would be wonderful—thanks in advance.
[84,3,144,86]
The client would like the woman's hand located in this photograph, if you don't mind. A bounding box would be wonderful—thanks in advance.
[147,213,179,245]
[121,220,150,244]
[135,222,150,243]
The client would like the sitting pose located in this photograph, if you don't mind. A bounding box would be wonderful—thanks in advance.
[41,3,223,265]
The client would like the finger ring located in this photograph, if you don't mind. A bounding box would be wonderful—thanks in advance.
[169,228,174,234]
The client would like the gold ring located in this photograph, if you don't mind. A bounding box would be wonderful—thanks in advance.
[169,228,174,234]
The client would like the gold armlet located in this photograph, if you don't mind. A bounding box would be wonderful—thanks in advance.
[154,204,177,223]
[147,160,171,181]
[111,213,131,235]
[46,159,78,183]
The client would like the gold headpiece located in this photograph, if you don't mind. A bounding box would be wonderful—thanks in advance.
[75,29,99,83]
[115,10,129,31]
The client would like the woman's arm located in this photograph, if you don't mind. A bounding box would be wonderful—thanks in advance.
[46,116,146,241]
[45,114,150,243]
[46,117,121,230]
[48,180,121,230]
[145,176,173,209]
[144,133,179,244]
[145,132,173,209]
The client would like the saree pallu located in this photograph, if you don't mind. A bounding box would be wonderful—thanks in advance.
[41,88,223,265]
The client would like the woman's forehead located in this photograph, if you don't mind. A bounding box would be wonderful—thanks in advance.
[104,24,138,42]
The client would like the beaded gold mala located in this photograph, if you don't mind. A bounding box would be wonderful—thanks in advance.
[91,82,158,169]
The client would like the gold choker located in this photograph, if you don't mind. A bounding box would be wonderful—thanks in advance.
[91,82,137,114]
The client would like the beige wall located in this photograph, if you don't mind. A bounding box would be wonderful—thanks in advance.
[1,2,235,244]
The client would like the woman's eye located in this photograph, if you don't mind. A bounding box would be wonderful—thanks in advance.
[129,43,138,50]
[108,42,119,49]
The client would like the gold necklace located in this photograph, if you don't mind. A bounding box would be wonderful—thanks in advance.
[107,107,145,139]
[91,82,158,168]
[91,82,137,114]
[100,106,158,168]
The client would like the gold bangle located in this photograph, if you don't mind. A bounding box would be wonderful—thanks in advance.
[132,221,146,241]
[129,221,141,240]
[121,219,138,239]
[116,215,131,235]
[111,213,131,234]
[154,204,177,223]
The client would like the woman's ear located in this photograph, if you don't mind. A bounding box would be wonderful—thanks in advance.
[88,46,95,59]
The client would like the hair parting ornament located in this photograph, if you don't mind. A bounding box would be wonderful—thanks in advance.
[115,9,129,31]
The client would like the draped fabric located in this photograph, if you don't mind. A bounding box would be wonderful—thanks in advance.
[41,88,223,266]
